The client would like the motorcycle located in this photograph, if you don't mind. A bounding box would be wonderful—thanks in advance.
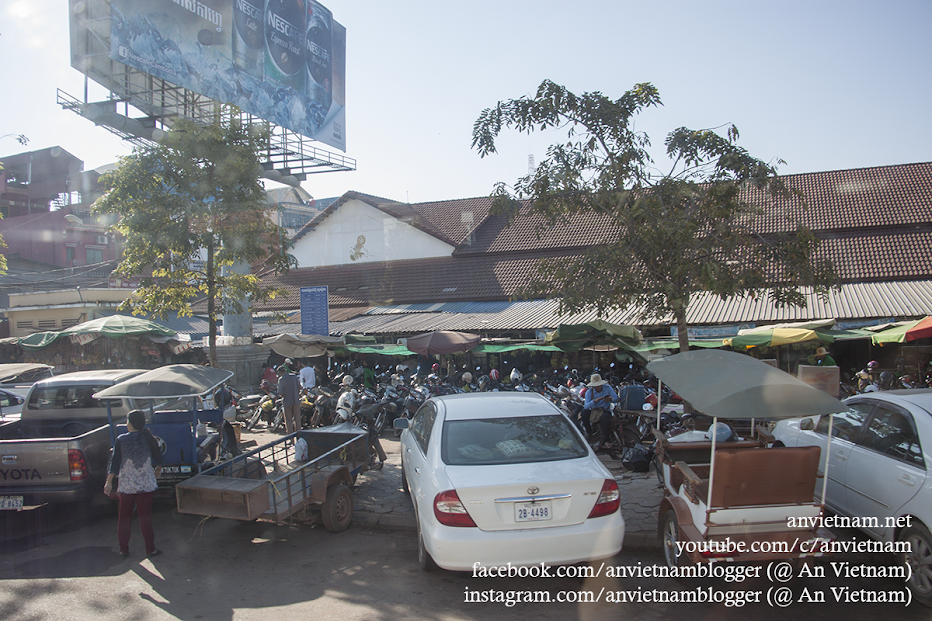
[245,381,281,431]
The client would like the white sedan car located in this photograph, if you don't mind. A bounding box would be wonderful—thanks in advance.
[773,389,932,605]
[395,392,625,571]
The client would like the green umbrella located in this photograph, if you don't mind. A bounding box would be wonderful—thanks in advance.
[723,328,834,349]
[19,315,176,350]
[871,317,932,345]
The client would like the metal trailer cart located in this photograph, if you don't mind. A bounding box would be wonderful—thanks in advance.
[646,350,847,568]
[175,423,369,531]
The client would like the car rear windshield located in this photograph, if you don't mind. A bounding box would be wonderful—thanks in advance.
[442,415,588,465]
[27,385,122,411]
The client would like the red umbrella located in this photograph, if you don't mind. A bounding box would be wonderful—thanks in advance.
[406,331,480,355]
[905,316,932,341]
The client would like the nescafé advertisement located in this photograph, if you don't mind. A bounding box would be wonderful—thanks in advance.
[109,0,346,151]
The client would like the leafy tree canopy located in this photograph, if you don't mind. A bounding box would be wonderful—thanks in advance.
[94,112,295,364]
[472,80,838,351]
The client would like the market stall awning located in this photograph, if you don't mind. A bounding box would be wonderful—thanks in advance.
[631,339,725,351]
[871,316,932,345]
[339,344,415,356]
[471,343,562,353]
[263,333,346,358]
[18,315,177,350]
[723,328,835,349]
[544,320,642,352]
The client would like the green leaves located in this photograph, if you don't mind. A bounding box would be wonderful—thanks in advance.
[472,80,839,351]
[94,110,295,363]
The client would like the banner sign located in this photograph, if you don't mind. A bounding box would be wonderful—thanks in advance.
[69,333,100,346]
[300,286,329,336]
[110,0,346,151]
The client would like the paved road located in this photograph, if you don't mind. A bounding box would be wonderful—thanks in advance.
[0,425,926,620]
[1,501,926,621]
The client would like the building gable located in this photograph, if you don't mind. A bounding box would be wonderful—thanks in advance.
[289,197,455,267]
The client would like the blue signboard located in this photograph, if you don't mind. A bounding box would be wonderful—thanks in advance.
[300,286,330,336]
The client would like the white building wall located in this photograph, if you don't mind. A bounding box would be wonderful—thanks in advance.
[290,199,454,268]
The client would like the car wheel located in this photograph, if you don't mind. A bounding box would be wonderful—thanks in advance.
[900,522,932,606]
[660,510,689,569]
[320,483,353,532]
[416,515,437,572]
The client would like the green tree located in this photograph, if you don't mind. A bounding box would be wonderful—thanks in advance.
[472,80,838,352]
[94,113,295,365]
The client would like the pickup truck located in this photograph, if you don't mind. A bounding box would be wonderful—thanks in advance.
[0,369,146,510]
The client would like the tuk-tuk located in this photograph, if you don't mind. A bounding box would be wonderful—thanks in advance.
[647,350,844,568]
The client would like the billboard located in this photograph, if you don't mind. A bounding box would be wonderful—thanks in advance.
[108,0,346,151]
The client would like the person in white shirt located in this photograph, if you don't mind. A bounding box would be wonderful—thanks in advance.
[300,362,317,389]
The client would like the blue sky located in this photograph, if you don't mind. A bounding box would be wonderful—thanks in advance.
[2,0,930,204]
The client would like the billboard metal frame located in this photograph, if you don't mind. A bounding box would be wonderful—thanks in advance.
[63,0,354,186]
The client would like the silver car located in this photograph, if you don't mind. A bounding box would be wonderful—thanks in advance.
[772,389,932,605]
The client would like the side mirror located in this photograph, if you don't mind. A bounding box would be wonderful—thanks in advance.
[799,418,815,431]
[393,418,410,430]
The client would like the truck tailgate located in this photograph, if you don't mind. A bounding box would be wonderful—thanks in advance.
[1,439,74,490]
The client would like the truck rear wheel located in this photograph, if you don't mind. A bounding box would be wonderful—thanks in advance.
[321,483,353,532]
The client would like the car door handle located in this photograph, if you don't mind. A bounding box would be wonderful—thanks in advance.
[835,454,847,460]
[406,448,411,454]
[898,475,915,486]
[414,467,420,474]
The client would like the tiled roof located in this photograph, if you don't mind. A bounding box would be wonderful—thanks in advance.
[233,226,932,315]
[817,231,932,282]
[748,162,932,234]
[410,196,496,246]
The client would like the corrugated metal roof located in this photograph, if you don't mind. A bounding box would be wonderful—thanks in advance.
[318,280,932,336]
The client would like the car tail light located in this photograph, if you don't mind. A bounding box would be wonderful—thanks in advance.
[434,490,477,527]
[588,479,620,518]
[69,449,89,481]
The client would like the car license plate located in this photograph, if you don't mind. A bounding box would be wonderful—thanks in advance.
[0,496,23,510]
[515,500,551,522]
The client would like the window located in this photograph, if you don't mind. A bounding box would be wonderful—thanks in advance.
[411,403,436,454]
[86,247,104,264]
[28,385,121,412]
[861,406,924,468]
[816,403,871,442]
[442,415,588,465]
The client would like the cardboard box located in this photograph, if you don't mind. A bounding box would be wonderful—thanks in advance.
[798,365,840,397]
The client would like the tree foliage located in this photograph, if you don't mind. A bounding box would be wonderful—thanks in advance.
[472,80,839,351]
[94,113,295,364]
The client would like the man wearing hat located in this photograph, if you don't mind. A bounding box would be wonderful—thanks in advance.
[583,373,619,450]
[813,347,837,366]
